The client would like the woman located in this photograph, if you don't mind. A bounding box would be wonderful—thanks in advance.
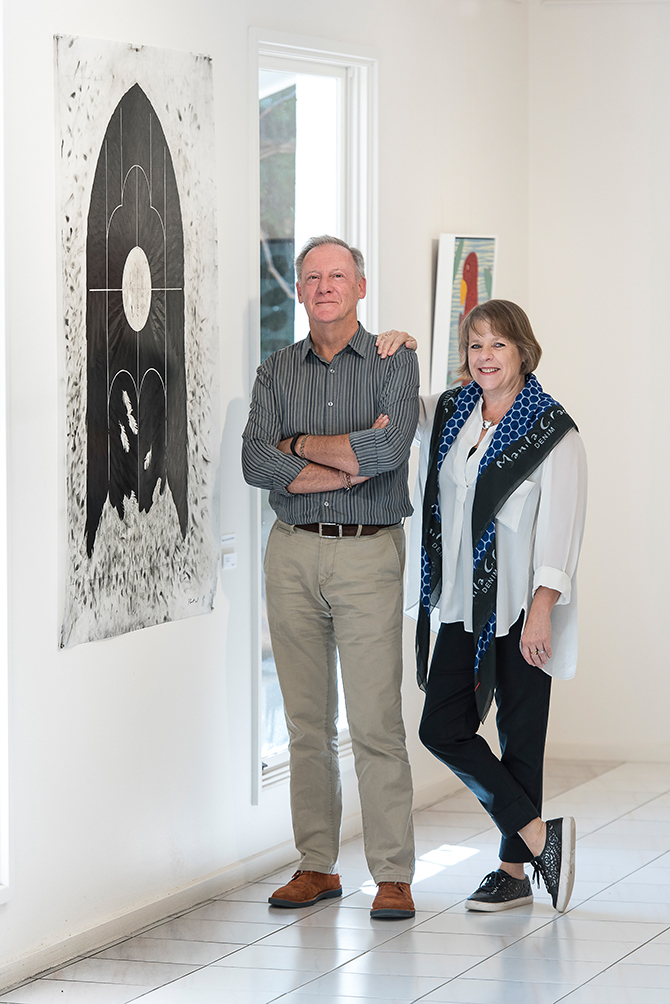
[407,299,587,913]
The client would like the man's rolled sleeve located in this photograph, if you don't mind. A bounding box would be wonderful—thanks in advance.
[241,365,308,494]
[349,350,419,477]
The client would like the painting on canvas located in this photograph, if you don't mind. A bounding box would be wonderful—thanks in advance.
[56,35,219,646]
[431,234,497,394]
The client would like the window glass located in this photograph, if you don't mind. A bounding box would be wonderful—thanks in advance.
[259,67,348,760]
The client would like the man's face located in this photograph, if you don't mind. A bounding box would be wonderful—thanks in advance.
[296,244,366,329]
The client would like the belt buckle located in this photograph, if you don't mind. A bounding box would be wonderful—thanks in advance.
[318,522,342,537]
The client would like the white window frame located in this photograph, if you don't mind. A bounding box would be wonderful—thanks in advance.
[248,29,379,802]
[0,0,10,904]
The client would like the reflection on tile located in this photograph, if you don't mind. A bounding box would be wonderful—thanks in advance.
[0,982,149,1003]
[622,940,670,965]
[416,909,550,938]
[138,986,278,1004]
[287,968,445,998]
[4,759,667,1004]
[211,944,362,971]
[149,916,278,943]
[568,900,670,923]
[464,953,605,984]
[511,935,640,963]
[419,976,577,1002]
[589,963,670,988]
[594,882,670,904]
[292,906,432,930]
[338,949,481,978]
[257,924,393,951]
[47,958,198,986]
[135,965,312,994]
[548,917,667,942]
[555,988,670,1004]
[217,883,278,904]
[95,936,238,965]
[373,929,513,956]
[276,995,410,1004]
[189,900,290,923]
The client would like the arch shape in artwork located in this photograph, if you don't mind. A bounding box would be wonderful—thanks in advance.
[85,83,188,557]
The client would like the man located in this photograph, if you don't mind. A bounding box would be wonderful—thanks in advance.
[242,235,418,919]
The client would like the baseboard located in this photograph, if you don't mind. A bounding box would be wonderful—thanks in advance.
[0,773,460,994]
[0,840,301,994]
[546,741,670,764]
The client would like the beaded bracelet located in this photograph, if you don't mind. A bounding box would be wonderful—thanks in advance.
[298,435,309,458]
[290,433,304,457]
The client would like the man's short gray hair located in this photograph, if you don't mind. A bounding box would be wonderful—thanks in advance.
[295,235,366,282]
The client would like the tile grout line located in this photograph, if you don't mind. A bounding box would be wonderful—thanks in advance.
[4,763,670,1003]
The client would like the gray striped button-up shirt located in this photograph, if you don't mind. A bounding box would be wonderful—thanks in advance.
[242,325,420,525]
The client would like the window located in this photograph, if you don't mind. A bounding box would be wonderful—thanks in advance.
[0,4,9,902]
[250,32,377,797]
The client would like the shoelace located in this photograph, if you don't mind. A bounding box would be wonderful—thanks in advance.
[531,860,542,889]
[478,871,500,892]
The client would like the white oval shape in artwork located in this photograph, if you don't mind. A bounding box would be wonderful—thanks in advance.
[122,246,152,332]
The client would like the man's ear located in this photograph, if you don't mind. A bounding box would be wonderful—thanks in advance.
[358,277,367,300]
[296,281,303,304]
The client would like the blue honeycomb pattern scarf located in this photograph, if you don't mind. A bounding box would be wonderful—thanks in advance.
[416,374,576,721]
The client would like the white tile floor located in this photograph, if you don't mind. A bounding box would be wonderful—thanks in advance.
[3,759,670,1004]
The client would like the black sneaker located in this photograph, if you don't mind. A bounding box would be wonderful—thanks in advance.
[531,816,576,912]
[465,869,533,912]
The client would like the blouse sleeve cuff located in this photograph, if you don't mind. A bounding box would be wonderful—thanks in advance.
[533,566,572,605]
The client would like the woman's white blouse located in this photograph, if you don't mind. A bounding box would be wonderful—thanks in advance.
[406,393,588,679]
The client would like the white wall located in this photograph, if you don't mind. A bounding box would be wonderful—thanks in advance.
[528,0,670,761]
[0,0,530,985]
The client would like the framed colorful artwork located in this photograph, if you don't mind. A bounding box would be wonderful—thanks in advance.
[430,234,498,394]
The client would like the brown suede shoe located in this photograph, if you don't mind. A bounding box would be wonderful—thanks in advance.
[268,870,342,908]
[370,881,415,919]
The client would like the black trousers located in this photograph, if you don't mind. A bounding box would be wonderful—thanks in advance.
[419,614,552,863]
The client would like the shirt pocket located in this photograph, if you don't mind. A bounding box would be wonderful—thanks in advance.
[495,478,537,534]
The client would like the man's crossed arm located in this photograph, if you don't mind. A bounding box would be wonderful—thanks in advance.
[276,416,389,494]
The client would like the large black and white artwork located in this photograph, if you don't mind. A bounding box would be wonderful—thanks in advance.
[57,37,219,647]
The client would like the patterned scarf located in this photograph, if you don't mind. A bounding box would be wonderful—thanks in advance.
[416,374,577,721]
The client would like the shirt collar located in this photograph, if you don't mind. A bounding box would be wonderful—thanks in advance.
[300,323,369,363]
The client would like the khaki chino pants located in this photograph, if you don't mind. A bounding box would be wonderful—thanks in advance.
[264,520,415,883]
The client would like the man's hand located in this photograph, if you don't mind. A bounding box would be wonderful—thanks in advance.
[376,330,418,358]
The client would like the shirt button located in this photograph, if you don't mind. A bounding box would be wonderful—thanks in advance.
[330,368,335,373]
[324,501,330,507]
[327,401,334,407]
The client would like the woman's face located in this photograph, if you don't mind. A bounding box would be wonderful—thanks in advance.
[468,320,525,398]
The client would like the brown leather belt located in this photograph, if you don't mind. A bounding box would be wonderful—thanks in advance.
[295,522,394,538]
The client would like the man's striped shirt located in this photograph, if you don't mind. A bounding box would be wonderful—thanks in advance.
[242,325,419,525]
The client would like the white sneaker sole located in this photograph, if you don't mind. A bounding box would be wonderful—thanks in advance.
[465,894,534,913]
[556,815,576,912]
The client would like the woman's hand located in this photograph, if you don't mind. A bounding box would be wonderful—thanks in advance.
[376,330,417,357]
[520,586,560,669]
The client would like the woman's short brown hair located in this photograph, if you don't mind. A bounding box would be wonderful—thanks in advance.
[458,299,542,380]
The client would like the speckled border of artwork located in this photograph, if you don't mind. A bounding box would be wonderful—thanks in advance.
[56,35,219,647]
